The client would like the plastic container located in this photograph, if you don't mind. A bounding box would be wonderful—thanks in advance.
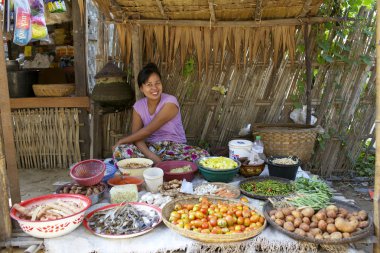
[116,158,154,179]
[143,167,164,193]
[155,160,198,182]
[228,139,253,160]
[267,156,300,180]
[107,175,144,191]
[102,158,118,182]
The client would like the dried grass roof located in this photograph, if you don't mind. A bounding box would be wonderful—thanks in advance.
[95,0,324,22]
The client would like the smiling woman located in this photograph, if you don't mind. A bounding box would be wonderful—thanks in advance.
[113,63,209,164]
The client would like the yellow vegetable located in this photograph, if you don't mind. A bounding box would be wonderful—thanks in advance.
[200,157,238,170]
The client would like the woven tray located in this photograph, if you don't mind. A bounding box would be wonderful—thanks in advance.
[33,84,75,97]
[263,199,373,245]
[162,196,266,243]
[239,176,294,200]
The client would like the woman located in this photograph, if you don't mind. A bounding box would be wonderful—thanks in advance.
[113,63,209,164]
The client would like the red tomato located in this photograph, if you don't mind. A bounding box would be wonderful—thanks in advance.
[242,210,251,218]
[225,215,234,226]
[235,210,242,217]
[211,226,222,234]
[234,225,242,232]
[193,204,200,212]
[209,217,217,227]
[195,211,204,219]
[201,222,209,229]
[200,208,208,214]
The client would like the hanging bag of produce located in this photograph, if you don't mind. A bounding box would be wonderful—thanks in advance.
[13,0,32,46]
[30,0,49,41]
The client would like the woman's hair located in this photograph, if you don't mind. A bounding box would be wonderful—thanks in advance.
[137,63,162,87]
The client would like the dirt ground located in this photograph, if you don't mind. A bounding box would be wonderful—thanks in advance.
[13,169,376,253]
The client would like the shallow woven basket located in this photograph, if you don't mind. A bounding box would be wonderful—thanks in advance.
[33,84,75,97]
[253,124,319,162]
[162,196,266,243]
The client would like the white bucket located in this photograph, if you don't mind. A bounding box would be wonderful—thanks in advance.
[143,167,164,193]
[229,139,253,160]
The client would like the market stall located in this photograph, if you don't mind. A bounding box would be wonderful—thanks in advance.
[0,0,378,252]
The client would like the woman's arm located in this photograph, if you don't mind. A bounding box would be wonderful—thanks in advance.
[116,103,179,145]
[134,140,162,163]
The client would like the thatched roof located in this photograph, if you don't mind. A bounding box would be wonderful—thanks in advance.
[95,61,126,79]
[95,0,324,22]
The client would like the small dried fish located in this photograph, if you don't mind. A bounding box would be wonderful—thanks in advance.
[87,204,160,235]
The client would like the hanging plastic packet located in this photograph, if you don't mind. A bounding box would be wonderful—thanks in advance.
[30,0,48,41]
[13,0,32,46]
[45,0,66,13]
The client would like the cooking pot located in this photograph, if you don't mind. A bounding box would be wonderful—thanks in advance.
[7,70,39,98]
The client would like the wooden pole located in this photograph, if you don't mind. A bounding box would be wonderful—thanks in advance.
[0,155,12,243]
[304,24,312,125]
[73,0,91,160]
[0,22,20,205]
[132,24,143,100]
[374,1,380,252]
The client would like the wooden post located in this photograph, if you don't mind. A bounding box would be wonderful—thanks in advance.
[0,24,21,204]
[304,24,312,125]
[374,1,380,251]
[132,24,143,100]
[0,155,12,243]
[73,0,91,159]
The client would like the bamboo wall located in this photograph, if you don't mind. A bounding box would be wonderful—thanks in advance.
[12,108,81,169]
[95,9,374,176]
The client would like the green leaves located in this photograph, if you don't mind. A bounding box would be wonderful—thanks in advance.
[360,55,372,65]
[183,57,195,78]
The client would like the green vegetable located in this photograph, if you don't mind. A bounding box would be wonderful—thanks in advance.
[241,180,294,196]
[285,177,332,210]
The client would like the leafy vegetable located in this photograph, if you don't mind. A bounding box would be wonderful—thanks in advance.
[241,180,294,196]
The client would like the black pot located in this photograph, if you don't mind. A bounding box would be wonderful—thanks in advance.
[7,70,39,98]
[266,156,300,180]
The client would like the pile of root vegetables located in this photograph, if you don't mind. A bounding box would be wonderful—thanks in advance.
[269,204,370,240]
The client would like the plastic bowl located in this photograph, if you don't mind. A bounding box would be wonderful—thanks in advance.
[116,158,154,178]
[55,182,107,205]
[102,159,118,182]
[155,160,198,182]
[107,175,144,191]
[10,194,91,238]
[70,159,106,186]
[267,155,300,180]
[198,166,239,183]
[196,156,241,172]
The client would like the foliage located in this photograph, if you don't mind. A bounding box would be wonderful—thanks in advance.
[354,139,375,177]
[183,57,195,78]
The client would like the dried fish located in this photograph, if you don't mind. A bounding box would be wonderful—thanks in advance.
[87,204,160,235]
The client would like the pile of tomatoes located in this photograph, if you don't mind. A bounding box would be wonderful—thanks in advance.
[169,197,265,234]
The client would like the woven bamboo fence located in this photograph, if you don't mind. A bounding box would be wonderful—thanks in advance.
[11,108,81,169]
[93,5,374,176]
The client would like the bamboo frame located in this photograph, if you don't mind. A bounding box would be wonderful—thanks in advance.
[374,1,380,252]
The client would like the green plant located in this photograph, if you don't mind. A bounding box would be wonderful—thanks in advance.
[354,140,375,177]
[183,57,195,78]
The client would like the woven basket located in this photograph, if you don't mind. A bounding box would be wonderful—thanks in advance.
[33,84,75,97]
[253,124,319,162]
[162,196,266,243]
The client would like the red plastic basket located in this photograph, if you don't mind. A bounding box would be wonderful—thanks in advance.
[70,159,106,186]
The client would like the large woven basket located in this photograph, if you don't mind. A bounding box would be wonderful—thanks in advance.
[33,84,75,97]
[162,196,266,243]
[253,124,319,162]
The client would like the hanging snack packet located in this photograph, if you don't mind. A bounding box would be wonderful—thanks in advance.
[13,0,32,46]
[30,0,48,41]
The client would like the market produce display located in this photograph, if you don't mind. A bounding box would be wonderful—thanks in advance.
[56,182,106,196]
[194,183,240,199]
[239,176,294,200]
[162,196,266,242]
[159,179,184,197]
[264,200,373,244]
[170,165,192,173]
[83,202,162,238]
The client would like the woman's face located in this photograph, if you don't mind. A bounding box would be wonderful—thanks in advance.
[140,73,162,100]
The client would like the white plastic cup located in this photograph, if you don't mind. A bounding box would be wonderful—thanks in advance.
[143,167,164,193]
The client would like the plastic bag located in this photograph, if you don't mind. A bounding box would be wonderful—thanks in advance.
[13,0,32,46]
[290,105,317,125]
[30,0,49,41]
[45,0,66,13]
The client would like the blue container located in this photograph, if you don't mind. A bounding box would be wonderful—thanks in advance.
[102,158,118,182]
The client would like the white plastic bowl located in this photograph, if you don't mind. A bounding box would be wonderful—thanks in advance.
[116,158,154,178]
[10,194,91,238]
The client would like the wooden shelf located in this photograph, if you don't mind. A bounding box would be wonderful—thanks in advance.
[10,96,90,109]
